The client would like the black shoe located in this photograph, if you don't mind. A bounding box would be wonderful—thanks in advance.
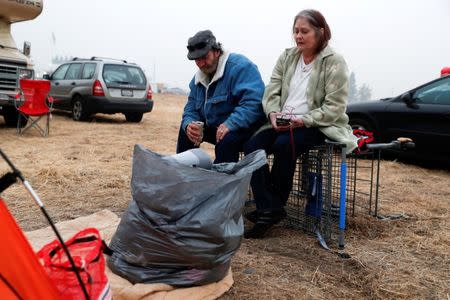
[244,199,256,207]
[244,209,286,224]
[244,210,259,223]
[244,210,287,239]
[244,222,274,239]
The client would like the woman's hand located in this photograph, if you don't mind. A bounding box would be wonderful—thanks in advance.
[290,117,305,128]
[269,112,287,132]
[269,112,281,128]
[269,113,305,131]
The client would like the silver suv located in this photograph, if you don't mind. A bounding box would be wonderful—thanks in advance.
[44,57,153,122]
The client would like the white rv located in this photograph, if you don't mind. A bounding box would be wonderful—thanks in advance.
[0,0,43,126]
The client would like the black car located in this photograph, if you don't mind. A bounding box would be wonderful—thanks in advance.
[346,75,450,165]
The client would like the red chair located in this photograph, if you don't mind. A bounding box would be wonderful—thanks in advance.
[15,79,54,136]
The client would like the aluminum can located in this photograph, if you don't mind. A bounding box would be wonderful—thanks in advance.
[192,121,204,146]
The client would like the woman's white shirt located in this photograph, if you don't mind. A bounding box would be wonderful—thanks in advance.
[282,54,314,117]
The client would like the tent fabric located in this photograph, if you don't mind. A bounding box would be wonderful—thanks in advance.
[26,209,234,300]
[0,198,60,300]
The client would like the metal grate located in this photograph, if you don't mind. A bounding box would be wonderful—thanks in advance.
[0,64,19,91]
[347,152,379,217]
[283,143,346,242]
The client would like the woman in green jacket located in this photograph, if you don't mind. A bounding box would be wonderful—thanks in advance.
[244,9,357,239]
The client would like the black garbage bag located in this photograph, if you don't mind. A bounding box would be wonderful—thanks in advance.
[107,145,266,286]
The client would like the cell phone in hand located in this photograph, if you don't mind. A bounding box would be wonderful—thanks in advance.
[276,117,291,126]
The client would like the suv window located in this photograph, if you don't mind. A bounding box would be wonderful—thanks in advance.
[65,63,82,80]
[52,64,70,80]
[81,63,96,79]
[102,64,146,85]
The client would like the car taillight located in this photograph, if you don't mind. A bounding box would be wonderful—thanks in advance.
[93,80,105,97]
[146,86,153,100]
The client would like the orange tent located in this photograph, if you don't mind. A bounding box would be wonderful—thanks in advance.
[0,198,60,300]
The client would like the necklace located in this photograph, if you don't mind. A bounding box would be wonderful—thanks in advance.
[300,54,314,73]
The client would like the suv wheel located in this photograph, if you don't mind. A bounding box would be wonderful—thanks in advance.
[3,107,27,128]
[124,112,143,123]
[72,96,90,121]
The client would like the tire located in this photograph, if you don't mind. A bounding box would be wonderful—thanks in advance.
[124,112,143,123]
[3,107,27,128]
[72,96,90,121]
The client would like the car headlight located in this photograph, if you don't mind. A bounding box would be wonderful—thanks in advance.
[19,69,34,79]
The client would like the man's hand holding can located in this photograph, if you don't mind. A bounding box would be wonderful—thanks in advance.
[187,121,204,146]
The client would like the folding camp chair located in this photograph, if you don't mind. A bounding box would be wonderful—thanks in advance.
[14,79,53,137]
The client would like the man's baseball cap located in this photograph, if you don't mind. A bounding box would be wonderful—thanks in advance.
[186,30,216,60]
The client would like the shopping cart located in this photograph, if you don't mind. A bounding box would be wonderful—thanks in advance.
[285,138,414,248]
[246,137,414,250]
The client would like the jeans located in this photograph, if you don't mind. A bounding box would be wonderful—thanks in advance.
[176,124,255,163]
[243,127,325,212]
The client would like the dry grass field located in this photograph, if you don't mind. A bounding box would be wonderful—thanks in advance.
[1,94,449,299]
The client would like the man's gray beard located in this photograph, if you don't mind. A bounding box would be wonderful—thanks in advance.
[201,57,220,77]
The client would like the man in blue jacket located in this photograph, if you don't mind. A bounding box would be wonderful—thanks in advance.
[176,30,265,163]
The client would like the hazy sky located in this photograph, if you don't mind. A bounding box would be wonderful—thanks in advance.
[11,0,450,99]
